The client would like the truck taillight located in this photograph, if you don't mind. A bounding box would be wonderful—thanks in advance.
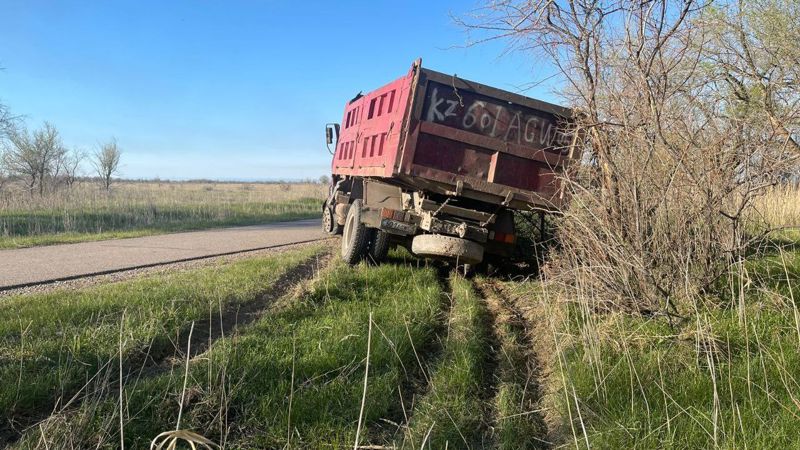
[381,208,404,221]
[494,232,516,244]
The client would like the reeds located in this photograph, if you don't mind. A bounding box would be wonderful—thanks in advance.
[750,184,800,231]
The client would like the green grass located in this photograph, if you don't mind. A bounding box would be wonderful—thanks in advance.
[401,274,492,449]
[7,235,798,449]
[0,198,321,249]
[547,242,800,448]
[0,245,324,442]
[9,254,445,449]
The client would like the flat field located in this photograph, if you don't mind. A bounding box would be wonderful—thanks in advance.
[0,181,326,249]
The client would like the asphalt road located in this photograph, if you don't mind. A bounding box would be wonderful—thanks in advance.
[0,219,326,290]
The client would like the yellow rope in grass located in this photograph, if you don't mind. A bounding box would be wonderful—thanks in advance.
[149,430,219,450]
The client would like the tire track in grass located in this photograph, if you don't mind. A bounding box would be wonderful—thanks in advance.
[471,276,503,450]
[364,261,455,445]
[0,247,332,446]
[192,259,445,449]
[13,254,445,449]
[153,250,332,367]
[476,279,549,449]
[398,272,495,449]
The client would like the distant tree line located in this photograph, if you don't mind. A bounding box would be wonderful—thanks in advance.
[0,103,122,196]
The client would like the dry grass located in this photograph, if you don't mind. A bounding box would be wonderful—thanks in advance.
[524,184,800,448]
[0,181,326,211]
[0,181,326,248]
[750,184,800,231]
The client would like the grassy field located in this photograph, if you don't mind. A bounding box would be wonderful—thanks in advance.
[0,181,326,248]
[1,242,798,449]
[0,246,554,449]
[401,274,493,449]
[751,184,800,233]
[0,245,327,445]
[2,188,798,449]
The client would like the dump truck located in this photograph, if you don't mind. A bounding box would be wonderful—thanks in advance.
[322,59,575,267]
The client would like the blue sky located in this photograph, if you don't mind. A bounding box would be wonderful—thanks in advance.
[0,1,559,181]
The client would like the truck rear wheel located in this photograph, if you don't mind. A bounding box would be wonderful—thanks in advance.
[341,200,369,265]
[367,230,390,263]
[322,205,341,235]
[411,234,484,265]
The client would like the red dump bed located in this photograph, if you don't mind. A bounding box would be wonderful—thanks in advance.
[331,60,574,211]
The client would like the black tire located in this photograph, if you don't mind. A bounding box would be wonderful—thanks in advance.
[341,200,369,265]
[322,204,341,235]
[367,230,390,263]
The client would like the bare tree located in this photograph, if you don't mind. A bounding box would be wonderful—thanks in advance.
[32,122,66,196]
[3,127,38,193]
[3,123,65,196]
[461,0,796,315]
[0,101,15,143]
[0,92,19,194]
[93,139,121,191]
[702,0,800,157]
[55,148,85,189]
[0,150,7,194]
[0,105,7,193]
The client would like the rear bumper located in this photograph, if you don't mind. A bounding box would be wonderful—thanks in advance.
[379,218,417,236]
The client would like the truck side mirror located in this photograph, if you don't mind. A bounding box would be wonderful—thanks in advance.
[325,123,340,154]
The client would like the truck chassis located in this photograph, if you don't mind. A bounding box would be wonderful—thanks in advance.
[323,176,516,267]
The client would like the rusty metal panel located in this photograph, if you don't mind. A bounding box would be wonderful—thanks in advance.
[412,133,493,179]
[418,79,570,152]
[363,179,403,210]
[397,66,574,210]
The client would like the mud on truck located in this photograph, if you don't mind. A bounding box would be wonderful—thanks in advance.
[322,60,575,268]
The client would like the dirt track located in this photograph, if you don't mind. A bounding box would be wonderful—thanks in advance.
[0,219,325,290]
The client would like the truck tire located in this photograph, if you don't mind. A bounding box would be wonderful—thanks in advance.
[411,234,484,265]
[367,230,390,263]
[341,200,369,265]
[322,205,341,235]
